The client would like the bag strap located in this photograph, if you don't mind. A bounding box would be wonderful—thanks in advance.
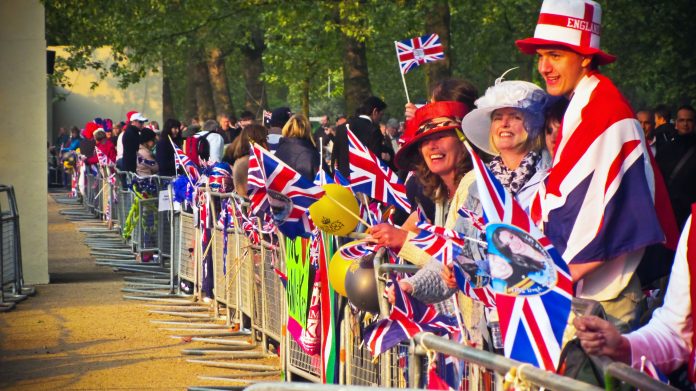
[669,147,696,185]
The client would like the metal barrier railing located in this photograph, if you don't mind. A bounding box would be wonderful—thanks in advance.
[56,166,678,390]
[0,184,34,311]
[411,332,602,391]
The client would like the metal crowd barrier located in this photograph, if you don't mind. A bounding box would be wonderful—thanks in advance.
[411,332,602,391]
[0,184,35,311]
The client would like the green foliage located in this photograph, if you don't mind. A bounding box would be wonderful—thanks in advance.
[45,0,696,121]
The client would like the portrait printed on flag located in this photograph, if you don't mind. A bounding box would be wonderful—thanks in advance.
[486,224,556,296]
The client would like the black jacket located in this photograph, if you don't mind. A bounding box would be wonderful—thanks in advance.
[155,138,177,176]
[656,132,696,228]
[275,137,321,182]
[331,116,389,178]
[122,125,141,173]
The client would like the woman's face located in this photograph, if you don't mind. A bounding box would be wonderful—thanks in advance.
[172,126,180,137]
[498,230,527,255]
[489,254,513,280]
[545,119,560,156]
[490,108,528,154]
[418,131,464,178]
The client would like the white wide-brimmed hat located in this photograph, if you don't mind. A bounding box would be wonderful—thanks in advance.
[461,80,550,156]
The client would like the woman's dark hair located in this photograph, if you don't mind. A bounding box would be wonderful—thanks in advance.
[162,118,182,145]
[491,227,545,272]
[412,133,472,202]
[231,124,268,160]
[545,99,568,133]
[430,79,479,109]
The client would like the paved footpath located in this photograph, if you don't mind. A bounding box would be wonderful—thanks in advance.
[0,194,239,390]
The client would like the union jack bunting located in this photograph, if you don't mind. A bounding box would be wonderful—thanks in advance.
[395,33,445,74]
[346,126,411,212]
[363,276,458,357]
[457,205,486,233]
[465,142,572,371]
[170,138,200,182]
[247,143,325,238]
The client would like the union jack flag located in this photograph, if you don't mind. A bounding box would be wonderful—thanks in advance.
[347,126,411,212]
[363,276,459,357]
[95,146,113,166]
[465,142,572,371]
[247,143,325,238]
[530,72,676,263]
[395,33,445,74]
[338,240,374,261]
[333,170,350,187]
[170,138,200,182]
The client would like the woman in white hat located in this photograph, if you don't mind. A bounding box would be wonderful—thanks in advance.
[400,80,553,351]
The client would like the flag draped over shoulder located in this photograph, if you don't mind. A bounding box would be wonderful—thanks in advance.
[466,142,572,372]
[346,126,411,212]
[395,33,445,74]
[247,143,325,238]
[531,72,677,263]
[363,276,459,357]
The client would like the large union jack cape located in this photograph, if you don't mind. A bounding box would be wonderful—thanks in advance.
[466,142,572,371]
[347,126,411,212]
[247,143,324,238]
[363,276,459,357]
[395,33,445,74]
[530,72,678,264]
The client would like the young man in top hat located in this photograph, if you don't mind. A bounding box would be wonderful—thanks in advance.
[516,0,678,330]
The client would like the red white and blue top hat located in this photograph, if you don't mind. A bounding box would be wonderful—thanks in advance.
[516,0,616,65]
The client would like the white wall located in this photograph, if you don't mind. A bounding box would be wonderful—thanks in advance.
[0,0,49,284]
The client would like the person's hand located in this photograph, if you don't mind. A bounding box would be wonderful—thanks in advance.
[441,263,457,289]
[380,152,391,161]
[368,223,408,249]
[386,280,413,305]
[573,315,631,363]
[404,103,417,121]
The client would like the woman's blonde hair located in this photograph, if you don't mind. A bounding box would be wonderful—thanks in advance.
[487,108,544,155]
[282,114,315,146]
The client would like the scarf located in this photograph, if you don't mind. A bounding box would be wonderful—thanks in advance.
[487,151,539,196]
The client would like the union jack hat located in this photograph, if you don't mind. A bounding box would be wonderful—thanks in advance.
[515,0,616,65]
[394,101,469,170]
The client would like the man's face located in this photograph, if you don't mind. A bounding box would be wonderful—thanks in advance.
[132,120,144,129]
[320,116,328,127]
[371,109,384,124]
[636,111,654,137]
[676,109,695,135]
[536,47,592,98]
[220,117,231,130]
[239,118,253,128]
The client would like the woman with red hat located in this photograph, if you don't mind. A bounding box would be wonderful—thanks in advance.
[369,99,475,261]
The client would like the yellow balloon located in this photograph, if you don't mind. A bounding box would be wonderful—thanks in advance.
[328,249,357,297]
[309,183,359,236]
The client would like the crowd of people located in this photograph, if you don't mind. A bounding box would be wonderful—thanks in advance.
[47,0,696,387]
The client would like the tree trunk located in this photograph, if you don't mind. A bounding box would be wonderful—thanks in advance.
[194,49,216,121]
[207,47,234,117]
[162,63,175,121]
[184,51,198,123]
[425,1,452,93]
[240,26,268,119]
[341,34,372,116]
